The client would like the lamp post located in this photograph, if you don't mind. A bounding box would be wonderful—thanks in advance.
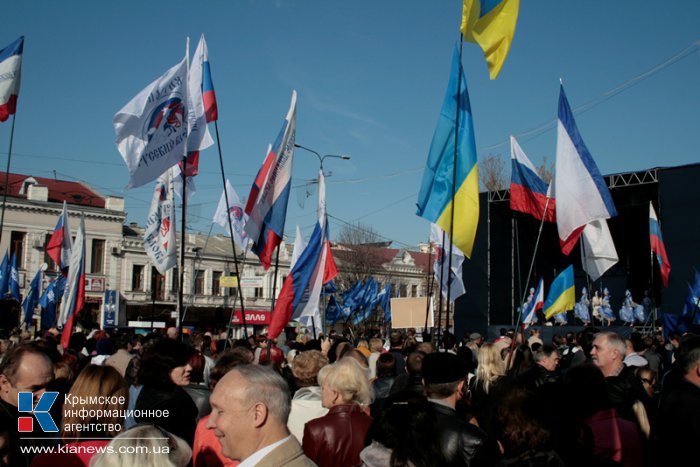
[293,143,350,338]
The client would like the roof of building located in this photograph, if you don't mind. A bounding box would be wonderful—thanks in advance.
[0,171,105,208]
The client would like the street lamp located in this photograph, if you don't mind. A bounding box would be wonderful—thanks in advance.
[294,143,350,172]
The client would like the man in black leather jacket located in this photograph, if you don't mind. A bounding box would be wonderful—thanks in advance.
[422,352,501,467]
[518,344,560,391]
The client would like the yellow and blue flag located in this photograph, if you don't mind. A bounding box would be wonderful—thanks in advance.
[461,0,519,80]
[416,45,479,258]
[544,265,575,319]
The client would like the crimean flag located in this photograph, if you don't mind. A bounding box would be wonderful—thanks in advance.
[0,36,23,122]
[417,45,479,258]
[649,202,671,287]
[461,0,519,80]
[544,265,575,320]
[244,91,297,270]
[552,85,617,255]
[58,214,86,350]
[46,201,73,275]
[510,136,556,222]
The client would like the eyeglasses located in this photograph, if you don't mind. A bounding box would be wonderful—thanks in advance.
[641,378,656,386]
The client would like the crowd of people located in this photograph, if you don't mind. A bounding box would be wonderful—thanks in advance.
[0,323,697,467]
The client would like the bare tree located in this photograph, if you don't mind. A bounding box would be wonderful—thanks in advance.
[334,222,386,287]
[536,156,554,184]
[479,154,508,192]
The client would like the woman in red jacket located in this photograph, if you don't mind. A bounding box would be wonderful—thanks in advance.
[303,357,374,467]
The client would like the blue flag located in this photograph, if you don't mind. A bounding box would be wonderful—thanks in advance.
[323,280,338,294]
[379,284,392,322]
[682,269,700,325]
[21,270,41,329]
[325,295,341,325]
[0,252,8,296]
[9,254,20,301]
[39,276,66,329]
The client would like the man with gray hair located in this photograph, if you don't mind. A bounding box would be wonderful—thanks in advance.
[207,364,315,466]
[518,344,560,391]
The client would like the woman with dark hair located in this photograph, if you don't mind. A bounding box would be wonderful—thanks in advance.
[134,339,198,446]
[183,351,211,421]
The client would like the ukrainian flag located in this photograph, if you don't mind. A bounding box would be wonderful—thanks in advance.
[461,0,520,80]
[544,265,575,320]
[416,45,479,258]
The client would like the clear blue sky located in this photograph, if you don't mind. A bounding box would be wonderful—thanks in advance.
[3,1,699,250]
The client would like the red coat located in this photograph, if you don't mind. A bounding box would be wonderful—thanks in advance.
[302,404,372,467]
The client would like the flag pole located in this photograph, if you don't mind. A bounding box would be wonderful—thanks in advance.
[213,122,250,344]
[437,229,446,342]
[506,196,551,371]
[266,246,282,361]
[0,114,18,246]
[177,38,190,339]
[424,240,434,332]
[444,37,465,339]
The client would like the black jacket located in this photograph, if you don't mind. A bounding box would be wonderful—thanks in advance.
[135,383,198,446]
[517,364,559,391]
[430,402,501,467]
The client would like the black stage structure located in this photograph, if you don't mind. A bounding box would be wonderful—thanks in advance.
[453,163,700,338]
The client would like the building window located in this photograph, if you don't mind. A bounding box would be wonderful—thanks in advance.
[91,239,105,273]
[412,285,418,297]
[194,270,204,295]
[10,231,25,268]
[254,287,263,299]
[132,265,144,291]
[400,284,407,297]
[212,271,222,296]
[151,267,165,301]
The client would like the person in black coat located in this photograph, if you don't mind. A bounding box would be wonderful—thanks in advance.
[422,352,501,467]
[134,338,198,446]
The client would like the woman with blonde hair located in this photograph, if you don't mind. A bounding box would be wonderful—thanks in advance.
[32,365,128,467]
[90,424,191,467]
[469,342,517,438]
[303,357,374,467]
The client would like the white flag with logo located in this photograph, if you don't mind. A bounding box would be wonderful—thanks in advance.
[213,179,250,251]
[581,219,618,281]
[430,223,466,302]
[144,168,178,274]
[114,57,189,189]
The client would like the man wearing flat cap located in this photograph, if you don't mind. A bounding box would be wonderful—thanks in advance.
[422,352,501,467]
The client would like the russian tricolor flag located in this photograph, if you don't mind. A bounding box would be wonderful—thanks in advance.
[552,85,617,255]
[650,202,671,287]
[244,91,296,270]
[46,202,73,275]
[0,36,23,122]
[201,40,217,123]
[58,214,86,350]
[510,136,555,222]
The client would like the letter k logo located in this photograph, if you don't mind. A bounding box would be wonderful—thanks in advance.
[18,392,59,433]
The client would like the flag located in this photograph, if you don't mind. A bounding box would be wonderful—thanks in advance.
[510,136,556,222]
[417,45,479,258]
[182,34,216,178]
[522,278,544,328]
[290,225,306,270]
[430,223,466,302]
[213,179,250,251]
[45,201,73,274]
[57,214,86,350]
[552,85,617,255]
[341,281,363,316]
[244,91,297,269]
[269,169,338,339]
[379,284,392,322]
[352,277,378,326]
[649,202,671,288]
[323,281,338,294]
[144,168,178,275]
[581,219,618,281]
[0,36,23,122]
[172,159,197,201]
[21,270,41,329]
[9,253,20,301]
[325,295,341,325]
[114,57,189,189]
[461,0,519,80]
[198,35,218,122]
[39,275,66,329]
[682,271,700,325]
[544,265,575,319]
[0,252,8,296]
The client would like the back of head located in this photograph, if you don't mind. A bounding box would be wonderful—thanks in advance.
[292,350,328,387]
[318,357,373,406]
[563,363,608,420]
[209,347,255,388]
[677,334,700,375]
[376,352,397,377]
[91,424,191,467]
[422,352,468,399]
[406,351,425,376]
[476,343,506,389]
